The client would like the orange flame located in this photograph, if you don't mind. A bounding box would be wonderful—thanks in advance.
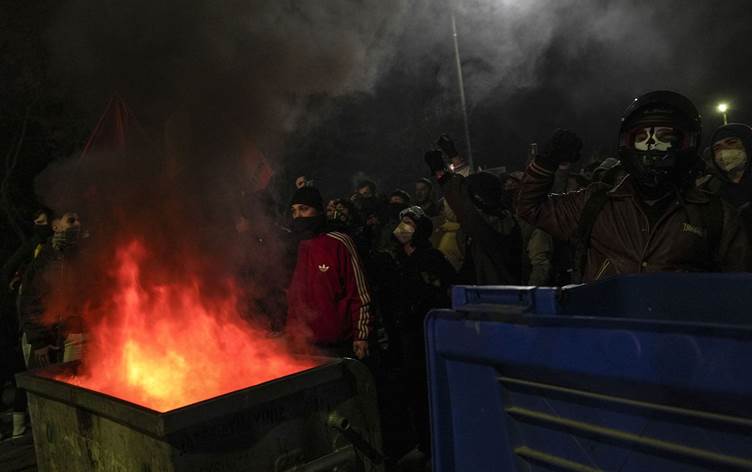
[59,240,315,412]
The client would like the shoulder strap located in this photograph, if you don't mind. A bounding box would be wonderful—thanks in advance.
[572,186,610,283]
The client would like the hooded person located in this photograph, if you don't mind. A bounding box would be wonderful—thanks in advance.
[710,124,752,204]
[392,205,456,461]
[502,173,555,286]
[285,186,373,359]
[387,189,411,222]
[0,207,54,441]
[18,211,85,370]
[709,123,752,243]
[424,153,522,284]
[414,177,439,218]
[516,90,750,282]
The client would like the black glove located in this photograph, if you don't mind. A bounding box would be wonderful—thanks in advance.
[424,150,447,174]
[541,129,583,165]
[436,134,459,158]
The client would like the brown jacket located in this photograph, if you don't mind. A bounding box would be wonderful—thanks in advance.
[517,159,750,282]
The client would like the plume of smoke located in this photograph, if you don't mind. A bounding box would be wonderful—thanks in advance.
[377,0,752,172]
[34,0,408,336]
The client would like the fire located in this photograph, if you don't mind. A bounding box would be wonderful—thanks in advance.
[58,240,315,412]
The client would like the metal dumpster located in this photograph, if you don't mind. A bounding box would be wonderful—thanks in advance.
[17,358,383,472]
[426,273,752,472]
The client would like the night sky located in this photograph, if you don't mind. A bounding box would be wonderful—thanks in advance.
[290,0,752,197]
[3,0,752,225]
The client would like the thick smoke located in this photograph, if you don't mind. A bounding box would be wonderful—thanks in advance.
[289,0,752,195]
[35,0,407,335]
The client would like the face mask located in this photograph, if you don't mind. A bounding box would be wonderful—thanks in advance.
[388,202,407,219]
[33,224,53,241]
[52,227,80,251]
[634,127,677,151]
[715,149,748,173]
[392,222,415,244]
[292,215,324,238]
[330,210,351,226]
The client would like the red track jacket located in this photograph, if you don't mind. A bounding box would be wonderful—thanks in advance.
[287,231,372,343]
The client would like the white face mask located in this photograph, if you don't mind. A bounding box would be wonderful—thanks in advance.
[393,222,415,244]
[634,126,676,151]
[715,149,748,173]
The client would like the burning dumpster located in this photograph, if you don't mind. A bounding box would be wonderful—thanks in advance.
[17,358,383,472]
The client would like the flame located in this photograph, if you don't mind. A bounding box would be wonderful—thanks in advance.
[58,240,315,412]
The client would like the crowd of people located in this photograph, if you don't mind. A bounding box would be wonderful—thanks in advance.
[0,90,751,470]
[283,90,752,468]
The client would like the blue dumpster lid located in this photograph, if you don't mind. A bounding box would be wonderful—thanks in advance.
[451,272,752,326]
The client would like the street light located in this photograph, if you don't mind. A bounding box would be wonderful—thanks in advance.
[717,102,729,125]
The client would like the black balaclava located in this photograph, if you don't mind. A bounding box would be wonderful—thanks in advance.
[466,172,505,216]
[388,189,411,220]
[33,224,53,242]
[290,186,326,238]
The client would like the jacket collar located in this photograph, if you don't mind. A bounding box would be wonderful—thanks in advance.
[607,174,711,204]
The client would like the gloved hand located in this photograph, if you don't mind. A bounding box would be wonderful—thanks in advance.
[436,134,459,158]
[424,150,447,174]
[541,129,583,166]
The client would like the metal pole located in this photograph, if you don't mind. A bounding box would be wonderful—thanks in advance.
[451,11,474,170]
[723,112,728,125]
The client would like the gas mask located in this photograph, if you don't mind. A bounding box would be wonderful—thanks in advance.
[392,222,415,244]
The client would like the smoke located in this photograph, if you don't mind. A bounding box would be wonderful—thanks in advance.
[50,0,407,143]
[286,0,752,194]
[441,0,752,160]
[32,0,409,357]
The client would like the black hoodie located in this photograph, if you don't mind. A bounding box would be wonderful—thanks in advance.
[709,123,752,236]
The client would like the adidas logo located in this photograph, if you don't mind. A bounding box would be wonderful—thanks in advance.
[318,264,330,272]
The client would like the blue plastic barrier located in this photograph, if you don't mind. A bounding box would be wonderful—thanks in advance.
[426,273,752,471]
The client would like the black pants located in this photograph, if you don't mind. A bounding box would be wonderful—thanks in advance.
[400,328,430,454]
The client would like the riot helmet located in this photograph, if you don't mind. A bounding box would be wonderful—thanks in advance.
[617,91,701,192]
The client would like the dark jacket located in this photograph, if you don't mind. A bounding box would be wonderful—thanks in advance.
[439,173,522,284]
[708,124,752,240]
[517,158,750,282]
[417,200,440,218]
[396,247,456,334]
[1,231,51,291]
[18,243,82,350]
[519,221,554,286]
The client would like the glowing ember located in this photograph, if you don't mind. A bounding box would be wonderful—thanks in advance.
[58,240,316,412]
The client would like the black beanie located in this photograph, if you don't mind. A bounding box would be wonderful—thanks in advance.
[290,186,324,212]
